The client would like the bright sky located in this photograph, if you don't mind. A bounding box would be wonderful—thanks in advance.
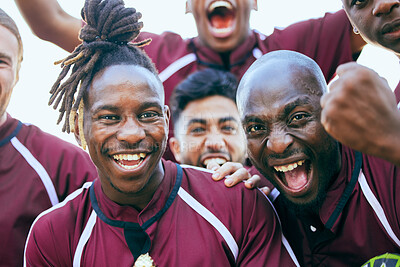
[2,0,399,145]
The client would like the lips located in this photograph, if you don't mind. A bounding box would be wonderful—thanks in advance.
[272,159,312,194]
[381,19,400,39]
[112,153,147,170]
[207,0,236,38]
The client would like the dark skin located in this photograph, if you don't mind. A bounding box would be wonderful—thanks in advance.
[15,0,365,54]
[75,64,170,210]
[236,53,341,210]
[320,0,400,166]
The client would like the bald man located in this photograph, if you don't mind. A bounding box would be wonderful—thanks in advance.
[236,50,400,266]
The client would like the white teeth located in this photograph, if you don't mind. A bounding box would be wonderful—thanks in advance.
[117,162,141,170]
[203,157,227,166]
[273,160,305,173]
[208,1,233,12]
[212,26,233,33]
[113,153,147,161]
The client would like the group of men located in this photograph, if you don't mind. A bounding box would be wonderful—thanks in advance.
[0,0,399,266]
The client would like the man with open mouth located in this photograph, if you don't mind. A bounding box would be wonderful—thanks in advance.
[16,0,366,162]
[234,50,400,266]
[169,68,247,169]
[23,1,299,266]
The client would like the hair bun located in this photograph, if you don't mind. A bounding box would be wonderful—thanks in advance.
[79,0,143,44]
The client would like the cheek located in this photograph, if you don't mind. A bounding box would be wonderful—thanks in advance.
[246,139,262,159]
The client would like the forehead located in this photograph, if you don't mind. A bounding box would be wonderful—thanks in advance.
[181,95,239,123]
[0,25,19,62]
[88,65,163,105]
[239,66,321,117]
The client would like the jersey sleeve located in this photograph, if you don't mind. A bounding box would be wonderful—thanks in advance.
[24,215,64,266]
[236,189,298,266]
[262,9,354,82]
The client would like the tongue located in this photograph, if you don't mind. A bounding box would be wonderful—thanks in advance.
[210,14,234,29]
[283,164,308,190]
[117,159,141,166]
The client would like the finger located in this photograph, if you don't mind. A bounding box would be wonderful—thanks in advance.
[224,167,251,187]
[260,186,271,196]
[206,159,221,172]
[244,175,261,189]
[335,62,358,77]
[212,162,244,181]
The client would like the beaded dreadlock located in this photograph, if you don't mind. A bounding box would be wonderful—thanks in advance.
[49,0,154,149]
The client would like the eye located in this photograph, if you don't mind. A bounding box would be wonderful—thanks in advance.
[288,112,310,126]
[99,114,120,121]
[221,124,238,134]
[246,124,265,134]
[351,0,367,6]
[139,111,160,120]
[190,127,206,134]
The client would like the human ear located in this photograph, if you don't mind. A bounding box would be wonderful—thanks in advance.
[169,137,182,163]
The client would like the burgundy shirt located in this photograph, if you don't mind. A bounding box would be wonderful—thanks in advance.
[0,114,97,267]
[273,145,400,267]
[136,10,354,161]
[25,160,298,266]
[395,82,400,107]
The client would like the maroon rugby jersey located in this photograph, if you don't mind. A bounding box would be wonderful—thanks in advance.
[0,114,97,267]
[136,10,355,161]
[273,145,400,267]
[24,160,299,266]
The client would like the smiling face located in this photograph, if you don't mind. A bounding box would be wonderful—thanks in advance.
[170,95,246,167]
[186,0,257,52]
[238,54,341,211]
[81,64,169,205]
[342,0,400,56]
[0,25,19,126]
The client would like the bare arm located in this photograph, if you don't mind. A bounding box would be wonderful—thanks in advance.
[15,0,82,52]
[321,63,400,166]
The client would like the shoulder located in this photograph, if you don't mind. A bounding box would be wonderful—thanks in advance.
[25,182,93,265]
[27,182,93,245]
[17,123,96,171]
[179,164,274,213]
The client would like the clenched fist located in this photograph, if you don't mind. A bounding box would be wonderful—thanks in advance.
[321,62,400,166]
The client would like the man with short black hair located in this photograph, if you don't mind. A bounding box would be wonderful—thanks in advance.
[169,68,247,168]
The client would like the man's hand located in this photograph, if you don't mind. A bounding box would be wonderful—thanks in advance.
[321,63,400,165]
[207,160,270,195]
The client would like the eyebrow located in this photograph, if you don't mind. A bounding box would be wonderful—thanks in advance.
[219,116,239,124]
[242,96,314,123]
[187,118,207,125]
[93,101,162,114]
[283,96,314,115]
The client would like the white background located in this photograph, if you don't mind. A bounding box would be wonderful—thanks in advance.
[2,0,399,145]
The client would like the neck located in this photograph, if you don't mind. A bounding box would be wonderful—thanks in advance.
[0,113,7,127]
[102,161,165,211]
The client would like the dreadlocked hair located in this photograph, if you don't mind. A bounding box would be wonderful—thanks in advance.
[49,0,156,150]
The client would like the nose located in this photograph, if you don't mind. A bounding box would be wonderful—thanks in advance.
[117,118,146,144]
[266,128,293,155]
[373,0,399,16]
[204,132,226,151]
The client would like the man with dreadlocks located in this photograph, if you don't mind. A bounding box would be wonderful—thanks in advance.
[0,8,97,267]
[15,0,366,162]
[24,1,299,266]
